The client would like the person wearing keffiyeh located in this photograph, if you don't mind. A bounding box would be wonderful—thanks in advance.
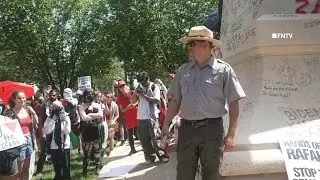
[44,101,71,180]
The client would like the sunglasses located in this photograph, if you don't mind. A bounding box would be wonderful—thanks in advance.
[119,85,125,88]
[187,40,209,47]
[188,40,200,47]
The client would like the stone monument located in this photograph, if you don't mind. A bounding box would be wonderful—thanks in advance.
[219,0,320,179]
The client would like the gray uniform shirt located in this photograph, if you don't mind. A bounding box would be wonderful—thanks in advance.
[170,57,246,120]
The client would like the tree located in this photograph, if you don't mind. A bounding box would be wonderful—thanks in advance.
[0,0,219,91]
[0,0,114,92]
[93,58,125,91]
[108,0,219,83]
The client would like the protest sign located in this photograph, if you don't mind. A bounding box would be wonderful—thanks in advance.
[29,151,36,180]
[0,118,25,151]
[78,76,92,91]
[279,138,320,180]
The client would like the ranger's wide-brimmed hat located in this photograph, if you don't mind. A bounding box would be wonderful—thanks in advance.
[179,26,221,48]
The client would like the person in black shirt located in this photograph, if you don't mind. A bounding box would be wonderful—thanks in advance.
[35,89,58,176]
[78,89,104,176]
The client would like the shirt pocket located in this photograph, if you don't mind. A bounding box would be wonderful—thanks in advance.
[201,74,223,98]
[181,76,194,96]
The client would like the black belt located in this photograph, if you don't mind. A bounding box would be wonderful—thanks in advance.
[181,117,222,128]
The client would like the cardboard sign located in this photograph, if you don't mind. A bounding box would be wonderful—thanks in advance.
[0,117,25,151]
[279,137,320,180]
[29,151,36,180]
[78,76,92,91]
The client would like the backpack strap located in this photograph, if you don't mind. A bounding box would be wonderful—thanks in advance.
[5,109,20,123]
[25,106,34,117]
[149,82,156,92]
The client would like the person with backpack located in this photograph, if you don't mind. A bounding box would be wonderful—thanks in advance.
[5,90,38,180]
[132,71,169,164]
[154,78,168,131]
[43,101,71,180]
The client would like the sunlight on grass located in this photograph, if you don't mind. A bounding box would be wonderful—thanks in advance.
[32,150,108,180]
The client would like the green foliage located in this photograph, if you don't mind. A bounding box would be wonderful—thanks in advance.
[93,58,125,91]
[0,0,114,92]
[108,0,218,81]
[0,0,218,91]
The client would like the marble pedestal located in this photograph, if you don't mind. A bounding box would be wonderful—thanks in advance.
[219,0,320,179]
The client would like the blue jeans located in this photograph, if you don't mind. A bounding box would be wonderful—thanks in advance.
[19,134,33,161]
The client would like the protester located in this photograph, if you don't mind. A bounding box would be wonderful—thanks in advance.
[6,90,38,180]
[0,99,4,115]
[132,71,169,164]
[0,115,22,179]
[44,101,71,180]
[35,89,58,176]
[62,88,81,155]
[162,26,246,180]
[112,80,126,146]
[32,96,44,154]
[78,89,104,175]
[103,91,119,152]
[154,78,168,129]
[117,80,138,156]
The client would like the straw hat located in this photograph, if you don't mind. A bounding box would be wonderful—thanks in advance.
[179,26,221,48]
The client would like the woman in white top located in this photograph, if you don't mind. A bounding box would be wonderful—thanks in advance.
[44,101,71,180]
[103,91,119,151]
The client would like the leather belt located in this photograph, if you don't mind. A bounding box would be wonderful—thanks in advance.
[181,117,222,128]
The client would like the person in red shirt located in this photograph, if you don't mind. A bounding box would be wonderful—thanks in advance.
[117,80,138,156]
[6,90,38,180]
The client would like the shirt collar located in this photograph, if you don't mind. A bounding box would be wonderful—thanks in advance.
[187,56,216,69]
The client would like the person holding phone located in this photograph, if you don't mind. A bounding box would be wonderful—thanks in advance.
[44,101,71,180]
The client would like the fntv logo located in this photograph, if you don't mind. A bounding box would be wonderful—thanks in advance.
[272,33,293,39]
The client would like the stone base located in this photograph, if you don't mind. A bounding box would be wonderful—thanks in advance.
[223,172,288,180]
[220,149,286,176]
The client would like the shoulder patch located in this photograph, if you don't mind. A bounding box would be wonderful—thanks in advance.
[231,71,238,82]
[217,59,231,67]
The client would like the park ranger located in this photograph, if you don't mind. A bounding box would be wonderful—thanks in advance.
[162,26,246,180]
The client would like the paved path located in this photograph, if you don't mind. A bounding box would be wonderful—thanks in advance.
[97,140,201,180]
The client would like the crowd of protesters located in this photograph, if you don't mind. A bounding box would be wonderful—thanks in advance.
[0,26,244,180]
[0,71,174,180]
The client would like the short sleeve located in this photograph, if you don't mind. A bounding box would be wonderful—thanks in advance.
[169,67,183,102]
[153,84,161,101]
[223,66,246,103]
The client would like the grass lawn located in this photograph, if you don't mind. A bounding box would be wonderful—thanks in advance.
[32,150,108,180]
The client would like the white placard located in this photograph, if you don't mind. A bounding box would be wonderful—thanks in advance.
[279,137,320,180]
[0,118,25,151]
[78,76,92,91]
[29,151,36,180]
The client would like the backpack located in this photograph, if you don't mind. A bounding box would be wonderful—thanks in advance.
[150,82,160,108]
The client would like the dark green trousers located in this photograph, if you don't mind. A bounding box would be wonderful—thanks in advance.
[137,119,159,161]
[177,118,224,180]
